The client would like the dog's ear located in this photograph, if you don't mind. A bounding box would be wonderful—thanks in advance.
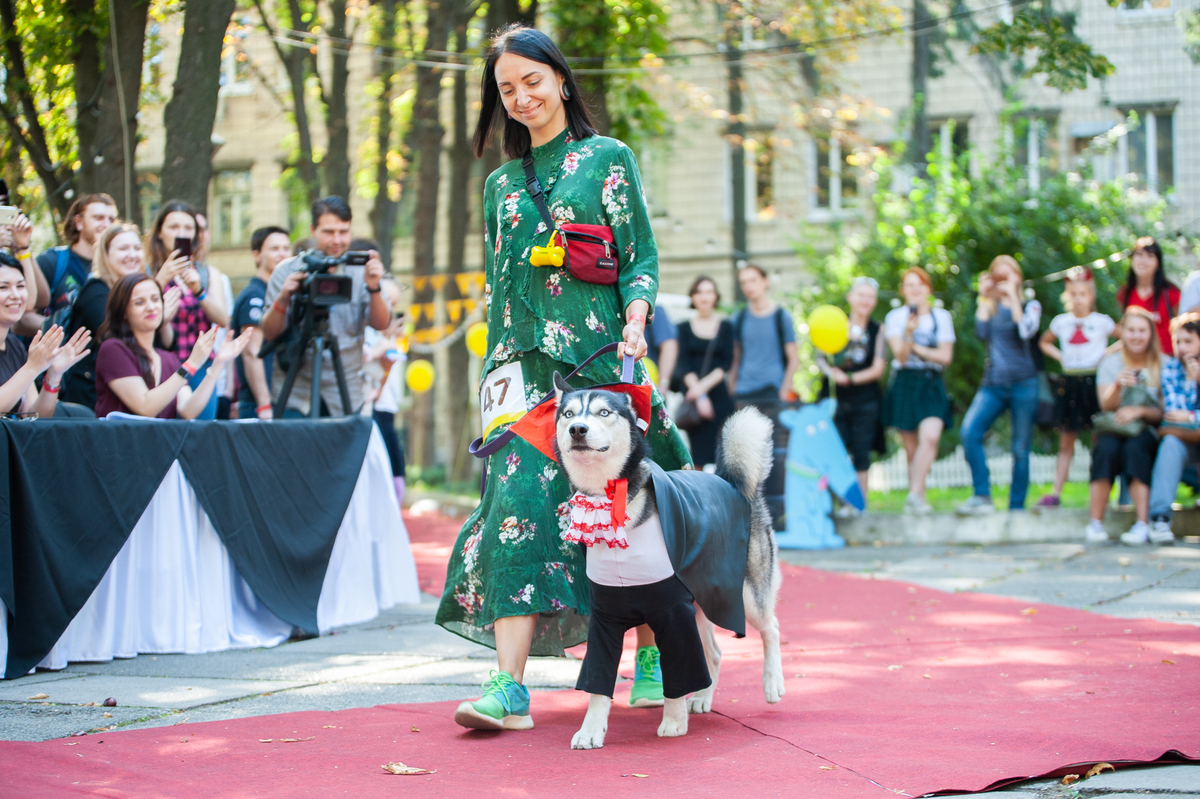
[553,371,573,403]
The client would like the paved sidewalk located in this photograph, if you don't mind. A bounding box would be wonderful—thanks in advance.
[2,541,1197,796]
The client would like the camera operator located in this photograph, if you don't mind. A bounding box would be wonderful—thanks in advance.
[259,197,391,416]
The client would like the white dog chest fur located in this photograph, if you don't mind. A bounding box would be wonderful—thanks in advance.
[585,512,674,587]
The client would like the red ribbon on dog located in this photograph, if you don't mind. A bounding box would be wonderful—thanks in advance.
[606,479,627,528]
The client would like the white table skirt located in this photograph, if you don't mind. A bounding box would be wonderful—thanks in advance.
[1,426,419,674]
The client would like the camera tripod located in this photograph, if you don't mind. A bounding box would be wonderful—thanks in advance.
[271,304,353,419]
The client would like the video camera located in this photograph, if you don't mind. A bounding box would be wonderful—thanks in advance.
[296,249,370,307]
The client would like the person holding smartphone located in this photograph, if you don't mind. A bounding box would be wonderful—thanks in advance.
[882,267,956,514]
[147,200,229,420]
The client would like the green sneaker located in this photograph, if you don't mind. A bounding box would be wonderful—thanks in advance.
[453,670,533,730]
[629,645,664,707]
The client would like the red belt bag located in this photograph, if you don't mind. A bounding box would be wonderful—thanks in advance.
[523,153,620,286]
[560,223,618,285]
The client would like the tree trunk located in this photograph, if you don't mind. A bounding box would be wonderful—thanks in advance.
[160,0,238,213]
[0,0,74,218]
[369,0,401,268]
[407,0,453,470]
[555,0,610,134]
[72,0,103,202]
[910,0,933,173]
[82,0,148,223]
[446,12,473,483]
[323,0,352,199]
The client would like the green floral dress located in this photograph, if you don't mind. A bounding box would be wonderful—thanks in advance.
[435,129,692,656]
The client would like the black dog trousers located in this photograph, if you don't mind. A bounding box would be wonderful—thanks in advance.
[575,575,712,700]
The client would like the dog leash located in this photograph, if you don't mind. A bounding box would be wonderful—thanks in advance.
[468,342,636,490]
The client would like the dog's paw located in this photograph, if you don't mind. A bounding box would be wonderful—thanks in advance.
[657,715,688,738]
[687,689,714,715]
[763,669,786,704]
[571,725,606,750]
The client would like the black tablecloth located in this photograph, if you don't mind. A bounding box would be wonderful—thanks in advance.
[1,417,373,679]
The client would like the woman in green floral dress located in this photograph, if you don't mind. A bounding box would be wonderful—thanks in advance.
[436,25,691,731]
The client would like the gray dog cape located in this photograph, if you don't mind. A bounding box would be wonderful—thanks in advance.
[648,462,750,637]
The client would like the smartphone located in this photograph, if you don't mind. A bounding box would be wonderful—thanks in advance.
[907,304,920,317]
[0,206,18,226]
[0,180,10,206]
[174,236,193,259]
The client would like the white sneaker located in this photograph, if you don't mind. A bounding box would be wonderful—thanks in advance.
[1149,519,1175,545]
[956,495,994,515]
[905,494,933,515]
[1120,521,1151,546]
[1084,520,1108,543]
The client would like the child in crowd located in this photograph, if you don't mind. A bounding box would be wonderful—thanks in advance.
[1036,268,1115,507]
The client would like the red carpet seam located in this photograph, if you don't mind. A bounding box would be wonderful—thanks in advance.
[710,709,914,797]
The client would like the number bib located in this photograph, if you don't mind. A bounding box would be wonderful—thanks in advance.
[480,361,529,440]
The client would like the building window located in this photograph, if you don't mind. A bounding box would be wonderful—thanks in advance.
[138,172,161,233]
[811,134,857,214]
[932,119,970,163]
[1126,110,1174,192]
[212,170,253,248]
[751,135,776,220]
[1011,116,1059,190]
[1120,0,1171,11]
[219,23,253,96]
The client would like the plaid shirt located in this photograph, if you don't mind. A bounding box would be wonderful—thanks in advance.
[169,290,212,363]
[1159,357,1199,421]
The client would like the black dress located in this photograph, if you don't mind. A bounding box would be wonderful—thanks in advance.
[672,319,735,466]
[60,277,109,410]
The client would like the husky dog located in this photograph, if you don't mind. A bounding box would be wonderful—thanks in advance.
[553,374,783,750]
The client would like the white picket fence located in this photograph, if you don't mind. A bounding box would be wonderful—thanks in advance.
[866,440,1092,492]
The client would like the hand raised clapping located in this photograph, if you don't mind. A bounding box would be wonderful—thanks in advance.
[46,327,91,385]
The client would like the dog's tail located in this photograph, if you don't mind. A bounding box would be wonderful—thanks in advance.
[714,406,774,502]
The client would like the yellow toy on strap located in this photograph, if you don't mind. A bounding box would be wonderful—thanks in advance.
[530,229,565,267]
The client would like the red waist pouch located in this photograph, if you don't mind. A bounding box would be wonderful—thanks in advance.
[560,223,618,285]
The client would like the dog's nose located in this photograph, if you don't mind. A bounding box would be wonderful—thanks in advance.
[569,423,589,440]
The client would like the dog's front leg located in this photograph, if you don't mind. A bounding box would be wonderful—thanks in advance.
[657,697,688,738]
[687,608,721,714]
[571,694,611,750]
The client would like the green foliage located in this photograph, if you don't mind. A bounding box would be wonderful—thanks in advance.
[1178,8,1200,64]
[791,140,1170,451]
[972,1,1119,92]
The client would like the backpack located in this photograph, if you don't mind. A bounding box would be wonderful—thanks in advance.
[42,247,75,333]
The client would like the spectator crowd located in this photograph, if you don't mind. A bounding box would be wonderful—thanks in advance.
[0,193,405,505]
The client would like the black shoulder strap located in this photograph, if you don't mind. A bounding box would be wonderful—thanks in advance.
[522,154,556,231]
[775,307,786,367]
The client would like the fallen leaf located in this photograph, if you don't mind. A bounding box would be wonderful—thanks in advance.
[922,674,932,679]
[1162,659,1176,665]
[1118,556,1132,567]
[102,713,113,719]
[1000,673,1009,677]
[622,774,649,778]
[1061,774,1080,785]
[728,698,738,703]
[27,693,49,700]
[1072,640,1086,646]
[83,702,95,707]
[278,737,315,743]
[1020,608,1037,615]
[322,726,337,729]
[1085,762,1115,778]
[63,743,78,746]
[411,726,420,732]
[887,665,903,671]
[173,718,190,726]
[382,762,435,775]
[818,766,836,771]
[259,739,273,743]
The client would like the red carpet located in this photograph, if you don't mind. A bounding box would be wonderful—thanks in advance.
[3,549,1197,796]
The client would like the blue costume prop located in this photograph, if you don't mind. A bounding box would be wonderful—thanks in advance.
[776,399,864,549]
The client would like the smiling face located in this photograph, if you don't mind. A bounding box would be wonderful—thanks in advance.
[108,231,146,278]
[0,264,27,327]
[125,279,164,334]
[75,202,117,247]
[901,272,931,306]
[1122,313,1154,355]
[254,231,292,275]
[159,211,196,252]
[494,52,567,143]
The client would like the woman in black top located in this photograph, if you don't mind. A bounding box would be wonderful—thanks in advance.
[672,275,735,466]
[61,223,179,408]
[820,277,886,510]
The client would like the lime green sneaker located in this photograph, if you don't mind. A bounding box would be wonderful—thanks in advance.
[453,670,533,730]
[629,645,664,707]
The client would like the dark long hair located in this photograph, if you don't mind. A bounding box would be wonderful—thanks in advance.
[471,24,597,160]
[99,273,161,389]
[1121,235,1176,314]
[147,199,198,273]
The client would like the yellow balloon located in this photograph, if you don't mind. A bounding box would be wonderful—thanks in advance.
[643,358,659,386]
[406,360,435,393]
[808,305,850,355]
[466,322,489,358]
